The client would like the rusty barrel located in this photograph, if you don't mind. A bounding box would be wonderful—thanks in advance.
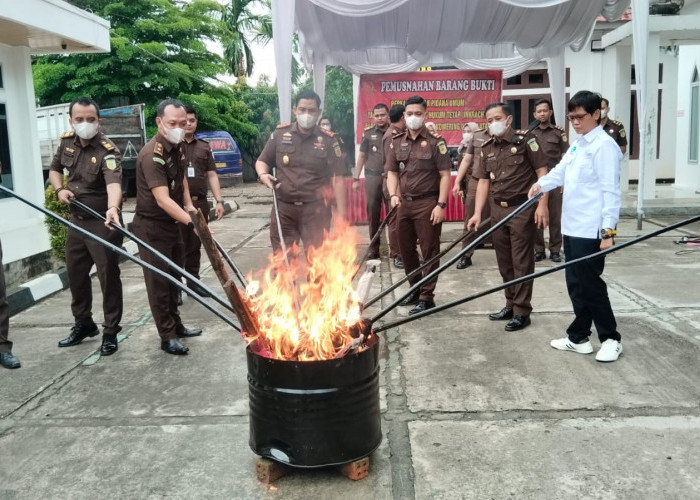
[247,335,381,467]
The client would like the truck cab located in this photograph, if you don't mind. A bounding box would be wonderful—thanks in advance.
[195,130,242,178]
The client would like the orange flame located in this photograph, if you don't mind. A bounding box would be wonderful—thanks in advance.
[244,220,366,361]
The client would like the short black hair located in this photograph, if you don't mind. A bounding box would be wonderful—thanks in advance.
[157,98,185,117]
[485,102,512,116]
[568,91,602,123]
[69,97,100,118]
[601,97,610,107]
[320,116,331,123]
[373,103,389,112]
[294,89,321,107]
[533,99,552,111]
[389,104,405,123]
[184,105,197,116]
[405,95,427,109]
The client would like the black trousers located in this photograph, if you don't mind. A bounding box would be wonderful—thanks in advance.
[563,236,621,343]
[0,240,11,353]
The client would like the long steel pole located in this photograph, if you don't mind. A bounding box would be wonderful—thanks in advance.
[372,214,700,333]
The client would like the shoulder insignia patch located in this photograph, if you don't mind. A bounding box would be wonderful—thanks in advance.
[154,142,164,156]
[527,137,540,152]
[101,140,115,151]
[619,129,626,138]
[562,133,568,143]
[61,131,75,138]
[438,140,447,155]
[105,154,117,170]
[333,141,342,157]
[276,122,291,129]
[153,157,165,166]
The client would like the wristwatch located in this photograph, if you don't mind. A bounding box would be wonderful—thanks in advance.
[436,201,447,209]
[600,228,617,239]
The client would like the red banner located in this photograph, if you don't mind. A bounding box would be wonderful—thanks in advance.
[357,69,502,146]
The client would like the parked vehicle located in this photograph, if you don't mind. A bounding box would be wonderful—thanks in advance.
[195,130,243,178]
[36,103,146,195]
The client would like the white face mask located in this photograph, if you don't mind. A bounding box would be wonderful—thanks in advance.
[405,115,424,131]
[488,120,508,137]
[462,132,473,143]
[601,109,609,119]
[72,121,99,140]
[163,127,185,144]
[296,113,317,129]
[320,124,332,131]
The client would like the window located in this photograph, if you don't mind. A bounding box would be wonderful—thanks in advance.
[690,67,699,163]
[0,103,13,196]
[0,65,4,88]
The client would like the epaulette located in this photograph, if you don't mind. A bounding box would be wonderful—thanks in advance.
[429,130,443,140]
[154,142,164,156]
[364,124,374,131]
[198,137,210,143]
[554,125,566,132]
[611,119,623,127]
[512,130,528,144]
[61,131,75,139]
[276,122,291,129]
[320,128,336,137]
[101,140,115,151]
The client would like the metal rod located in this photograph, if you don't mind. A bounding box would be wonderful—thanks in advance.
[69,198,236,315]
[362,218,491,309]
[370,193,543,323]
[352,204,398,280]
[1,185,241,331]
[213,238,248,288]
[373,214,700,333]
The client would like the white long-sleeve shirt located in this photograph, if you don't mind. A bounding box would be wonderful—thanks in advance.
[537,125,622,239]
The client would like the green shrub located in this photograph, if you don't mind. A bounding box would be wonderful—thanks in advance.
[44,183,70,262]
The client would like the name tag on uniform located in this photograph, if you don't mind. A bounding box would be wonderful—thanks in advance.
[188,165,195,178]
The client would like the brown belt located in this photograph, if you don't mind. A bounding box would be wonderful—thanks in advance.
[402,192,438,201]
[493,195,529,208]
[278,199,321,206]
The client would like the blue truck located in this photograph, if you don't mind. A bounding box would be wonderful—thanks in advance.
[195,130,242,178]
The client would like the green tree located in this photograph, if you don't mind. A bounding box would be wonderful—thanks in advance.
[221,0,267,80]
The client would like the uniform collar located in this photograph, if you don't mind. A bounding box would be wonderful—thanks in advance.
[537,122,554,130]
[291,122,319,136]
[581,125,604,143]
[73,132,102,149]
[155,132,175,152]
[407,126,431,141]
[499,126,515,144]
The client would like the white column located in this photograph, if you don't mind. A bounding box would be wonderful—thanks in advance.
[641,33,660,200]
[272,1,294,124]
[546,48,566,127]
[610,45,632,192]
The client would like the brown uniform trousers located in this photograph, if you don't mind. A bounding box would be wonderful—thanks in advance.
[360,125,388,257]
[531,124,567,255]
[180,197,210,279]
[0,240,11,353]
[66,216,123,333]
[270,200,332,253]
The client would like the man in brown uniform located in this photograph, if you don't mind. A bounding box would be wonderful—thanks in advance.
[353,103,390,259]
[386,95,452,315]
[255,90,347,255]
[530,99,568,263]
[133,99,202,356]
[48,97,123,356]
[1,164,20,369]
[452,122,491,269]
[467,102,548,331]
[179,105,224,298]
[601,98,627,154]
[382,104,405,268]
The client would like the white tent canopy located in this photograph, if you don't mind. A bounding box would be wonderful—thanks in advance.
[273,0,631,123]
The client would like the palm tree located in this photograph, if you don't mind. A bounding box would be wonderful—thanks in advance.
[222,0,264,80]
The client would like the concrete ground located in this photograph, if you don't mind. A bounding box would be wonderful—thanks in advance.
[1,183,700,499]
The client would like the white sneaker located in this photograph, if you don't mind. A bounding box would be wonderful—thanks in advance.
[596,339,623,362]
[550,337,594,354]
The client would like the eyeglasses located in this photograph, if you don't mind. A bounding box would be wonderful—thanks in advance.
[566,113,590,122]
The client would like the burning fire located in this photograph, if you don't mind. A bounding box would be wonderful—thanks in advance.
[244,221,367,361]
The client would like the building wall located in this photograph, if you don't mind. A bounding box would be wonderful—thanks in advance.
[0,43,51,265]
[675,45,700,192]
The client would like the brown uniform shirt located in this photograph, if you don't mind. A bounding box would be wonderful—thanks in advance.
[466,128,491,178]
[385,127,452,197]
[529,123,568,169]
[135,133,186,221]
[49,131,122,213]
[360,125,389,175]
[602,119,627,149]
[257,122,346,203]
[181,137,216,198]
[473,128,546,201]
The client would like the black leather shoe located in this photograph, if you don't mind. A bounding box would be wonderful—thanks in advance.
[534,251,546,262]
[177,290,183,306]
[489,307,513,321]
[550,252,562,263]
[505,315,531,331]
[176,324,202,337]
[393,257,404,269]
[456,255,472,269]
[100,334,118,356]
[58,322,99,347]
[399,290,420,306]
[0,352,20,369]
[409,300,435,315]
[161,338,189,355]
